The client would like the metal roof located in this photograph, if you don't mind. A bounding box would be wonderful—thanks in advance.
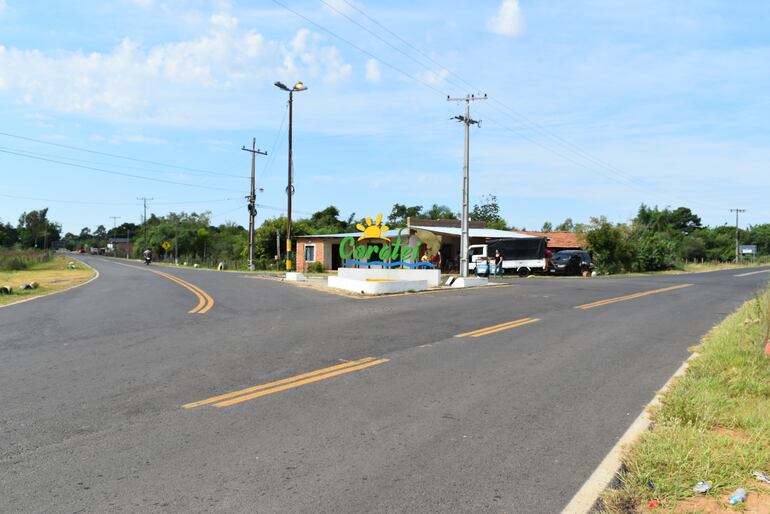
[296,229,407,239]
[410,226,537,239]
[297,226,537,240]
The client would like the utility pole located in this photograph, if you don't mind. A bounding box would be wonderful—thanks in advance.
[730,208,746,263]
[109,216,121,231]
[174,216,179,265]
[448,93,486,278]
[137,197,153,250]
[276,229,281,260]
[275,81,307,273]
[127,228,131,259]
[242,137,267,271]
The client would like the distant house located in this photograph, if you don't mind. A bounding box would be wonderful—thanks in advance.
[107,237,132,257]
[518,231,586,252]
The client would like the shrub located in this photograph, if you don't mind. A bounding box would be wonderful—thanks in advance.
[307,261,324,273]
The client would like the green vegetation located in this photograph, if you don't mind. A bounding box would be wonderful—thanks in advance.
[602,285,770,512]
[0,251,94,306]
[2,200,768,274]
[584,205,770,274]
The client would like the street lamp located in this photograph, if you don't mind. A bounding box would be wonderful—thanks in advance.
[274,81,307,274]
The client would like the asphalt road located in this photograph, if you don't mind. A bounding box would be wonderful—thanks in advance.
[1,257,768,513]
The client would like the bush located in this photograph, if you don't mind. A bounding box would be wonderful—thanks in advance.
[632,232,676,272]
[307,261,324,273]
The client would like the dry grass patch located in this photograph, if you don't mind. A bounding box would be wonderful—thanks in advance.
[0,254,94,306]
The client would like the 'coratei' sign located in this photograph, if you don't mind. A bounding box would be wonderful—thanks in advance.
[339,214,435,268]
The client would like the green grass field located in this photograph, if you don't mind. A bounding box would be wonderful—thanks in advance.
[602,284,770,512]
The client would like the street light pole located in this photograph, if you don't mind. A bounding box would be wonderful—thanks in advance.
[448,94,486,278]
[275,81,307,274]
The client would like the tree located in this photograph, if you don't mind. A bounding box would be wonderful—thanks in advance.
[633,232,676,272]
[555,218,575,232]
[425,204,456,220]
[541,221,553,232]
[387,204,423,226]
[17,208,60,248]
[585,217,634,274]
[0,220,19,247]
[471,194,505,227]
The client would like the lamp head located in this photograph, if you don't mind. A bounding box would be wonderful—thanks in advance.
[293,82,307,91]
[274,81,290,91]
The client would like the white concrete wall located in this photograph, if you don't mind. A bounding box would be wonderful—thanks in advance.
[328,276,428,295]
[337,267,441,287]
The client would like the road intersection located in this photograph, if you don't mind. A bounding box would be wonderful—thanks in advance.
[1,256,768,512]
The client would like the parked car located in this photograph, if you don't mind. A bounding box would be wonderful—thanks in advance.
[550,250,593,275]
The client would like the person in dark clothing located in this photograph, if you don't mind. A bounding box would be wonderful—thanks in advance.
[494,249,504,276]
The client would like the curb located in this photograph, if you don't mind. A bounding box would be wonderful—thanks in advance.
[561,352,699,514]
[0,256,99,310]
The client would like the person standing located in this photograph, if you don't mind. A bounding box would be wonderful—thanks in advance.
[495,249,504,277]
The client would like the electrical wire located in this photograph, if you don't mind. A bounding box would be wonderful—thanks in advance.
[312,0,683,201]
[0,148,244,194]
[0,131,245,178]
[0,144,248,181]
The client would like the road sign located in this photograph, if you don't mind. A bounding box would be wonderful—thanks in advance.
[162,241,171,251]
[740,245,757,255]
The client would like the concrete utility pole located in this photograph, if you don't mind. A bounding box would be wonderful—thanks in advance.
[448,93,486,277]
[242,138,267,271]
[730,208,746,263]
[275,81,308,273]
[137,197,153,250]
[127,228,131,259]
[276,229,281,260]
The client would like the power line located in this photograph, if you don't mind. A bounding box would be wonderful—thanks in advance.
[0,131,244,178]
[0,144,247,180]
[0,148,243,193]
[316,0,685,202]
[271,0,449,95]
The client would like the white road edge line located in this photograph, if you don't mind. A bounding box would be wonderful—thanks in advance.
[734,269,770,277]
[0,256,100,310]
[560,352,698,514]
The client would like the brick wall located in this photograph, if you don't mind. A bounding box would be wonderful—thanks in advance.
[296,239,327,271]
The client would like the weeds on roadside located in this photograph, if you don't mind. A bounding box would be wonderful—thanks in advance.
[602,283,770,512]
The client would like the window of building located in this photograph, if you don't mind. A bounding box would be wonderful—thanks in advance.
[304,244,316,262]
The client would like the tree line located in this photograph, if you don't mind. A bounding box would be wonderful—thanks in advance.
[2,201,768,272]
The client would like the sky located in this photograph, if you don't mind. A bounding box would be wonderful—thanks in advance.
[1,0,769,235]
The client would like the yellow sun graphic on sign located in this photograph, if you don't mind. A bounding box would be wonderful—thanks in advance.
[356,213,390,242]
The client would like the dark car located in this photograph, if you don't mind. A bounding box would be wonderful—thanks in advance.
[550,250,593,275]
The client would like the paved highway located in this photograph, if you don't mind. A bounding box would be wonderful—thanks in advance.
[1,256,768,513]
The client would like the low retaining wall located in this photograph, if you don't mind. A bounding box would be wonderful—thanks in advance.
[328,276,428,295]
[338,268,441,287]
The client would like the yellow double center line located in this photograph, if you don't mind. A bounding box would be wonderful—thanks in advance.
[115,262,214,314]
[455,317,540,338]
[183,357,389,409]
[575,283,693,310]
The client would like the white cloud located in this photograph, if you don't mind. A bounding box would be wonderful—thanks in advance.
[0,13,352,122]
[487,0,524,37]
[365,58,381,82]
[416,68,449,86]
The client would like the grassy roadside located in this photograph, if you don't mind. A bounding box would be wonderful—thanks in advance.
[601,284,770,513]
[0,254,95,306]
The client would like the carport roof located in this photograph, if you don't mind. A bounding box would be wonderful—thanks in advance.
[410,225,537,239]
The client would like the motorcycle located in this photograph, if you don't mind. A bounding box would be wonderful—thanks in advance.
[144,255,152,265]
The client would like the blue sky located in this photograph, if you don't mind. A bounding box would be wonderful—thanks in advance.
[1,0,769,234]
